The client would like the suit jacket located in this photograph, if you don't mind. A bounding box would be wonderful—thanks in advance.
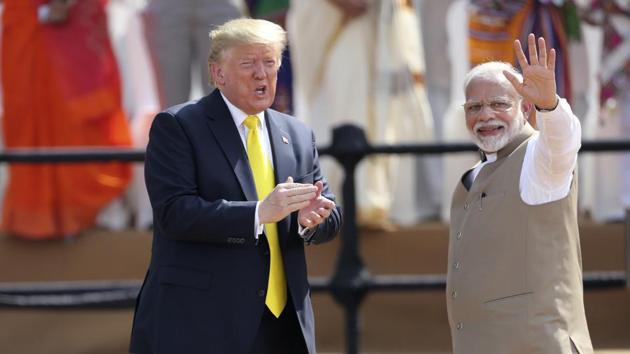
[129,90,342,354]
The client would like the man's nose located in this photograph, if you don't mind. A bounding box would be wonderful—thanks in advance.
[253,62,266,79]
[477,104,495,120]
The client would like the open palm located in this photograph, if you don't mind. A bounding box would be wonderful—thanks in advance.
[504,33,558,110]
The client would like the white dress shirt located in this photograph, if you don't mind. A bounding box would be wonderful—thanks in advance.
[470,98,581,205]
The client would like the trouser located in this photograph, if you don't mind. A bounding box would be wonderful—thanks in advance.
[250,296,308,354]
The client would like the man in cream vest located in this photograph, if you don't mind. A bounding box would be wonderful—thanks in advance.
[446,33,593,354]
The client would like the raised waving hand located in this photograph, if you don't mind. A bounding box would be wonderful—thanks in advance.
[503,33,558,110]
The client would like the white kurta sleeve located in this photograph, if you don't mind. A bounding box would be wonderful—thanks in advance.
[520,98,582,205]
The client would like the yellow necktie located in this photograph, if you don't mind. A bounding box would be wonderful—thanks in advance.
[243,115,287,317]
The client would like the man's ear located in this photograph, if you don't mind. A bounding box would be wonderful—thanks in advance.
[210,63,224,87]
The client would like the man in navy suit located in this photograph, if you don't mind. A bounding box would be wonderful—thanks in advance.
[129,18,342,354]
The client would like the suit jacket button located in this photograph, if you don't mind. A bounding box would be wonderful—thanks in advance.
[456,322,463,330]
[258,289,266,297]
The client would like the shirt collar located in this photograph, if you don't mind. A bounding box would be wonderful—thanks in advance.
[220,92,266,129]
[485,152,497,163]
[479,150,497,163]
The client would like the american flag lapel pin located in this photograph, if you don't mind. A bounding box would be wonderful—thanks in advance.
[282,136,289,144]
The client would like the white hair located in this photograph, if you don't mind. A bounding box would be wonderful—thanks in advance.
[463,61,523,94]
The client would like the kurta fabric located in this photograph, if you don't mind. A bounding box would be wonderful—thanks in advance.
[447,126,593,353]
[1,0,132,239]
[244,115,287,317]
[288,0,435,226]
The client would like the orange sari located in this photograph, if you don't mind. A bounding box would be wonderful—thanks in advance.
[1,0,132,239]
[468,0,533,66]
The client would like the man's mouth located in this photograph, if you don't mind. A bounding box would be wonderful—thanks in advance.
[476,125,505,136]
[255,85,267,96]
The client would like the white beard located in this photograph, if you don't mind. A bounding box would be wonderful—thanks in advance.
[469,115,524,153]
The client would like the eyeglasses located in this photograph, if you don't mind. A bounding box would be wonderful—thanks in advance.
[463,99,515,115]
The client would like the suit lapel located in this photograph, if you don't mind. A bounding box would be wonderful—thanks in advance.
[266,111,296,187]
[202,91,258,202]
[266,110,296,243]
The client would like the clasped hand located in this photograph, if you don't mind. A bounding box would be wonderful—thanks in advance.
[259,177,336,228]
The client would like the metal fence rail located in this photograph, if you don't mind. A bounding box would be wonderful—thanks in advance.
[1,271,626,310]
[2,139,630,163]
[1,124,629,354]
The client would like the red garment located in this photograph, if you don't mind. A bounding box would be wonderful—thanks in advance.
[1,0,132,239]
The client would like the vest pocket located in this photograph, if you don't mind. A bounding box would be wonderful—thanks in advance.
[483,291,533,305]
[482,291,533,318]
[475,191,505,212]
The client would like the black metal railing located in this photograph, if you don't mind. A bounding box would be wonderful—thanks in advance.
[1,124,630,354]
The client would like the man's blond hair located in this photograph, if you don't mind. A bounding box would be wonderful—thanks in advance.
[208,18,287,68]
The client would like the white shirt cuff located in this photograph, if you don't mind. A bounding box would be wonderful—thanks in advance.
[255,202,315,242]
[254,202,264,239]
[298,224,310,236]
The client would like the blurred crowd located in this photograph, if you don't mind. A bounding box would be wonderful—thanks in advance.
[0,0,628,240]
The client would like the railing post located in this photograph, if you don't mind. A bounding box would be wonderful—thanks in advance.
[327,125,371,354]
[625,208,630,289]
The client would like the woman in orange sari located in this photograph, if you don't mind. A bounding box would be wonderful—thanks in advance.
[1,0,132,239]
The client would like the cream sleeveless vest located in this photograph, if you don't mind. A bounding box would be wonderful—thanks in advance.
[447,124,593,354]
